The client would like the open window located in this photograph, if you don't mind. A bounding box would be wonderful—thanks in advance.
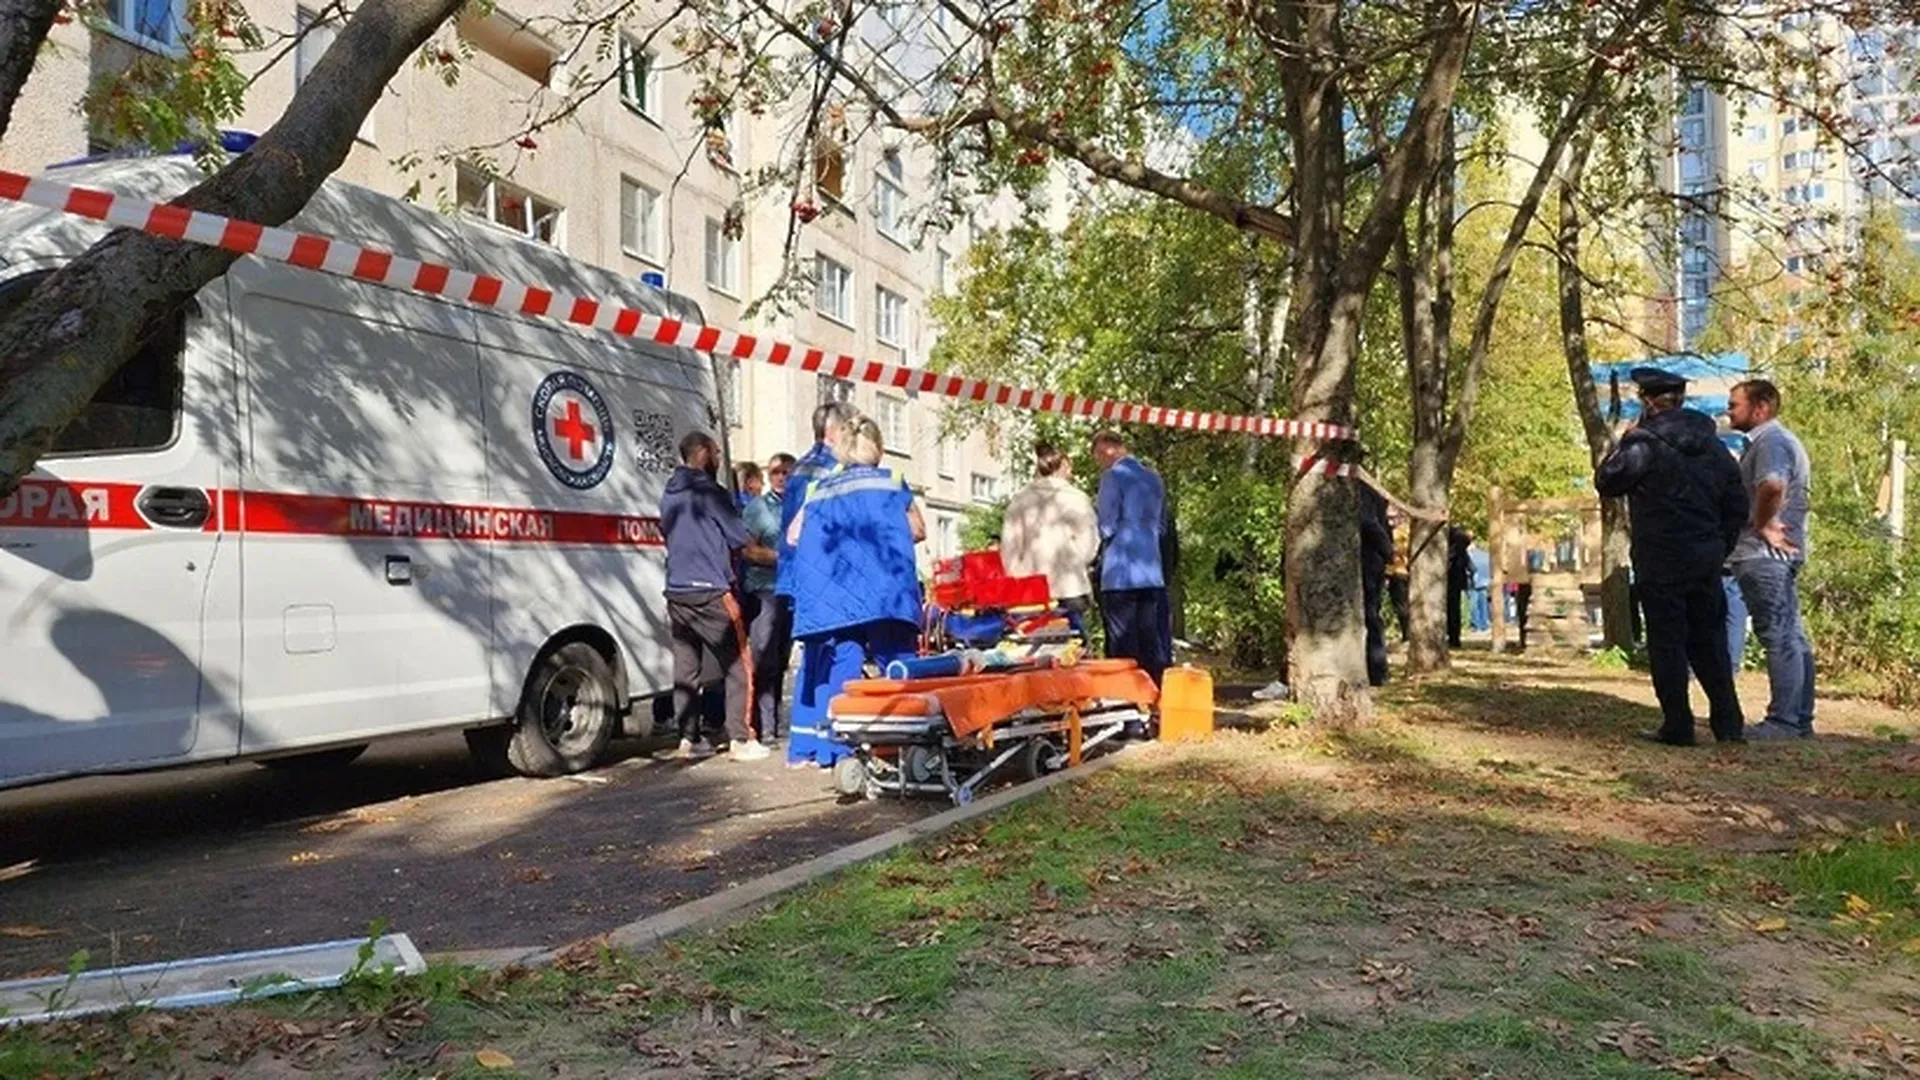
[0,271,186,455]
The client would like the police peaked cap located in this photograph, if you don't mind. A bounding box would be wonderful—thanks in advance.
[1628,366,1686,395]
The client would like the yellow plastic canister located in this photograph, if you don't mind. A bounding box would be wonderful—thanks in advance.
[1157,665,1215,742]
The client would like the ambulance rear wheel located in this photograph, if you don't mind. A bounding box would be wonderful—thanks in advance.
[506,642,618,777]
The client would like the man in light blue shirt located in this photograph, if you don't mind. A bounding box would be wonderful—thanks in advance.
[742,453,793,740]
[1727,379,1816,739]
[1093,430,1167,685]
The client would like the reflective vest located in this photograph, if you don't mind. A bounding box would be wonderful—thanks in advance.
[790,464,923,638]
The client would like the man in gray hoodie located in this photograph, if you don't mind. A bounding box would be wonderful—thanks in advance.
[661,432,773,762]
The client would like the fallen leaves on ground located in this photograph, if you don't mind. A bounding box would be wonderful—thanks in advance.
[0,925,61,938]
[1235,991,1301,1030]
[1596,1020,1664,1062]
[475,1047,515,1068]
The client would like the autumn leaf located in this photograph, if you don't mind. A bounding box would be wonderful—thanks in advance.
[0,925,60,938]
[475,1047,515,1068]
[1752,917,1789,933]
[1844,893,1874,917]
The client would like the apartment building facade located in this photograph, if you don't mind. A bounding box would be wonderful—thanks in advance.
[0,0,1018,562]
[1663,17,1920,350]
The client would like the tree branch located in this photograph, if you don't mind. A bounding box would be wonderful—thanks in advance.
[0,0,61,145]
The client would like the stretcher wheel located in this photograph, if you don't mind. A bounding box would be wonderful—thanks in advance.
[833,755,871,798]
[953,785,973,806]
[1019,738,1062,781]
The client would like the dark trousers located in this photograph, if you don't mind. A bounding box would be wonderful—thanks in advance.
[1102,587,1167,685]
[1058,594,1093,637]
[1363,567,1388,686]
[1639,574,1744,742]
[1515,583,1532,650]
[1446,580,1466,647]
[745,591,792,739]
[668,590,755,745]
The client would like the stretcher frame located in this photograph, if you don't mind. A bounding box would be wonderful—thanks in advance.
[829,699,1146,805]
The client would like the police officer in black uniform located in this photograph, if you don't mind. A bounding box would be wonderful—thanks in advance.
[1595,367,1750,745]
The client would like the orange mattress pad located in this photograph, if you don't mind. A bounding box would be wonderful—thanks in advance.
[828,659,1159,739]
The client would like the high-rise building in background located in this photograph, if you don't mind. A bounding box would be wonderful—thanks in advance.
[0,1,1074,563]
[1662,18,1920,351]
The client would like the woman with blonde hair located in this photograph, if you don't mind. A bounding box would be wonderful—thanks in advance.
[783,416,927,766]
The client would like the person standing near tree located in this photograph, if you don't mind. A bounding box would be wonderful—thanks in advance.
[1000,441,1100,622]
[1446,527,1472,648]
[1725,379,1816,739]
[1359,470,1394,686]
[1595,367,1748,746]
[1092,430,1167,686]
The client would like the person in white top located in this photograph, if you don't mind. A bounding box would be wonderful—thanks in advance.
[999,440,1101,618]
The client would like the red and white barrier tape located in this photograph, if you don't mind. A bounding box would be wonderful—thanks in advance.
[0,170,1359,443]
[1295,455,1357,478]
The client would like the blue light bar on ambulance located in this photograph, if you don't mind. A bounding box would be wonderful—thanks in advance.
[46,130,260,171]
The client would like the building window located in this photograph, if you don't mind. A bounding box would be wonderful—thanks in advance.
[1680,83,1706,116]
[704,218,739,294]
[618,36,659,118]
[1682,246,1709,273]
[818,375,855,407]
[970,473,1000,504]
[621,178,663,263]
[876,394,909,452]
[875,286,906,347]
[457,165,564,246]
[876,151,907,240]
[1678,117,1707,150]
[1681,274,1710,300]
[106,0,184,50]
[935,436,957,478]
[935,514,959,558]
[458,7,562,87]
[935,247,953,293]
[1744,123,1768,145]
[723,359,744,428]
[815,255,853,325]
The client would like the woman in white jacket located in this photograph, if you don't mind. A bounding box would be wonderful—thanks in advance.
[1000,441,1101,618]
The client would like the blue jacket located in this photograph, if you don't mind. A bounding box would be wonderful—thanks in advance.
[1096,455,1166,591]
[775,442,837,598]
[661,465,748,597]
[789,464,923,638]
[741,491,782,594]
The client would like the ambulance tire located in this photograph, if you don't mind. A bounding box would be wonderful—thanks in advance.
[506,641,619,777]
[258,743,369,772]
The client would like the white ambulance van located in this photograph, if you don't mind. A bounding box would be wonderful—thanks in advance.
[0,154,727,790]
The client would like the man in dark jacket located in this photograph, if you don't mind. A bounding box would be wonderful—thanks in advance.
[1594,367,1749,745]
[1356,456,1394,686]
[662,432,774,762]
[1446,526,1472,648]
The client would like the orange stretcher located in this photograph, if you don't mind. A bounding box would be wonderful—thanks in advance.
[827,659,1159,803]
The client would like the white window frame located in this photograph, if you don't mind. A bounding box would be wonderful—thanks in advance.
[935,514,959,558]
[876,394,910,454]
[704,217,740,295]
[875,151,908,242]
[875,286,906,347]
[970,472,999,504]
[457,165,565,247]
[815,254,854,326]
[104,0,187,53]
[618,36,661,120]
[621,177,665,264]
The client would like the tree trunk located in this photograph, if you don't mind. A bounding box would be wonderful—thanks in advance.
[1555,132,1634,650]
[0,0,465,494]
[0,0,60,145]
[1397,144,1454,676]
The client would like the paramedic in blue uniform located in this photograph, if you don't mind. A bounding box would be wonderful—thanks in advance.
[785,417,927,767]
[1092,430,1168,686]
[661,431,772,762]
[776,402,858,759]
[1594,367,1749,746]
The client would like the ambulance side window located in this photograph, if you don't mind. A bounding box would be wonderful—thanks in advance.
[0,271,186,456]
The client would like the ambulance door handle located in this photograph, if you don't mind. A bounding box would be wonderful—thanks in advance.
[138,486,211,529]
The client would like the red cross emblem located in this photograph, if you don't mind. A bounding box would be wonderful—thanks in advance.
[552,400,597,460]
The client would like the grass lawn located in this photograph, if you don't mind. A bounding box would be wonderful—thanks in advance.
[6,653,1919,1079]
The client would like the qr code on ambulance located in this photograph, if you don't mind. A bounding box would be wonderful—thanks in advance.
[631,410,678,473]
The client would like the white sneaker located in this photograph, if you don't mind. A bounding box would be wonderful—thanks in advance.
[673,738,695,760]
[1251,680,1291,701]
[729,740,772,762]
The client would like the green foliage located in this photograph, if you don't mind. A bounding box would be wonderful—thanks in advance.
[959,499,1006,550]
[931,196,1298,670]
[83,0,261,169]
